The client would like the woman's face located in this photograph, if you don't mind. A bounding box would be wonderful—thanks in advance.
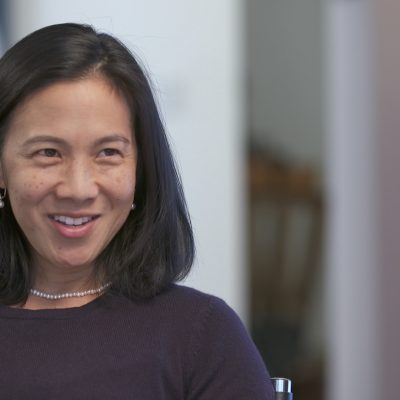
[0,77,137,272]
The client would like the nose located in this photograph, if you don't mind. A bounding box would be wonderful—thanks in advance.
[55,159,99,202]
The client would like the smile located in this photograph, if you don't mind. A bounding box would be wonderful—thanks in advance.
[49,214,100,239]
[50,215,99,227]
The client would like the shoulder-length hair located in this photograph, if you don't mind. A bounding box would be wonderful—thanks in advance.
[0,23,194,305]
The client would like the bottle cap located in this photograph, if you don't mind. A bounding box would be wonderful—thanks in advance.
[271,377,292,393]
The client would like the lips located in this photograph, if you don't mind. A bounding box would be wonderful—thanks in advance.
[49,214,100,238]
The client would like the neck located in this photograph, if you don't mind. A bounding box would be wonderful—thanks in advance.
[22,259,105,310]
[31,259,99,294]
[22,292,103,310]
[30,282,111,299]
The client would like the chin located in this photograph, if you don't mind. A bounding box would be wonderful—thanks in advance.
[54,253,98,269]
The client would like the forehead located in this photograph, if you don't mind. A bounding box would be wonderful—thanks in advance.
[5,77,133,145]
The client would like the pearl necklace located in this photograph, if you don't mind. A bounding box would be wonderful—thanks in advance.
[30,282,111,300]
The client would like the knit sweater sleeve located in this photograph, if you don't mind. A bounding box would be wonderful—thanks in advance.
[184,296,275,400]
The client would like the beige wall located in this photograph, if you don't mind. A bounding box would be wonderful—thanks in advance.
[326,0,400,399]
[375,1,400,398]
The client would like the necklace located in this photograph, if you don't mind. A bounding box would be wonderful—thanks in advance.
[30,282,111,300]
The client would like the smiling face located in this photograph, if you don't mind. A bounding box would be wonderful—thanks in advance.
[0,76,137,274]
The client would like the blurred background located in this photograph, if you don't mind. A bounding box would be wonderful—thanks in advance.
[0,1,399,399]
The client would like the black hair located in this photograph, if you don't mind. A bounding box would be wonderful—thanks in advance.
[0,23,195,304]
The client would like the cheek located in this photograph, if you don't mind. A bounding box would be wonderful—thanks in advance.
[108,171,136,201]
[8,173,50,206]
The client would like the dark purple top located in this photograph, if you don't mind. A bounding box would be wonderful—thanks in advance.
[0,284,274,399]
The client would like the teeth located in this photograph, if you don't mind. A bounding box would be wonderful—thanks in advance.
[65,217,74,225]
[53,215,94,226]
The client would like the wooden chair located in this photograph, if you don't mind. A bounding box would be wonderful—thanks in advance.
[248,150,324,399]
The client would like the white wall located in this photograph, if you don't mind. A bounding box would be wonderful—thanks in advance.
[247,0,324,169]
[325,1,379,400]
[7,0,248,319]
[0,1,7,54]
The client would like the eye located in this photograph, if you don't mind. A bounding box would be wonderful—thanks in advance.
[98,148,121,157]
[37,148,60,157]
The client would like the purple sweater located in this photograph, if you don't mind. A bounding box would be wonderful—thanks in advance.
[0,285,274,399]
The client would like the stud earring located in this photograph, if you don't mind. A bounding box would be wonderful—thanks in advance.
[0,188,6,208]
[131,203,136,211]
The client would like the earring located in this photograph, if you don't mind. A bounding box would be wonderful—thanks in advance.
[131,203,136,211]
[0,188,6,208]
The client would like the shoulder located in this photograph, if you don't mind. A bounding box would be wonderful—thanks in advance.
[104,284,231,324]
[105,285,274,398]
[165,286,274,399]
[155,284,243,328]
[163,285,254,356]
[109,284,252,354]
[108,284,252,341]
[157,283,226,309]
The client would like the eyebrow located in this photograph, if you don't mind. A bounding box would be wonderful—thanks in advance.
[21,134,131,148]
[22,135,66,147]
[94,134,131,147]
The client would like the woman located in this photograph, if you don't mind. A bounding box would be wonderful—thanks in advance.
[0,23,274,399]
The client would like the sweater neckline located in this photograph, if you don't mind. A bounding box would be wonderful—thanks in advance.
[0,293,110,320]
